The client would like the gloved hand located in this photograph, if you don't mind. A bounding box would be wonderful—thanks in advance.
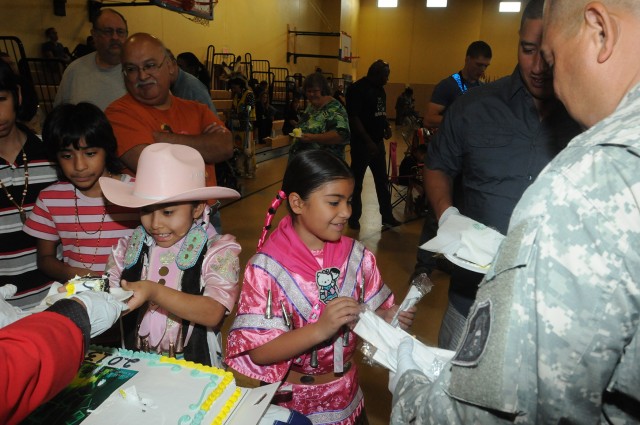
[388,337,420,393]
[0,284,22,329]
[438,206,460,227]
[70,291,127,337]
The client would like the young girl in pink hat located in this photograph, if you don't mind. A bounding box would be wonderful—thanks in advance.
[226,149,415,424]
[100,143,241,367]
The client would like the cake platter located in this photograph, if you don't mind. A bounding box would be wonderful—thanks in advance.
[45,288,133,306]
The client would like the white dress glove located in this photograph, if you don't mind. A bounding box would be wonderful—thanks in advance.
[70,291,127,337]
[438,206,460,227]
[388,337,420,393]
[0,284,22,329]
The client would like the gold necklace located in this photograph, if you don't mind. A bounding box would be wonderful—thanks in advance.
[74,187,108,269]
[0,149,29,224]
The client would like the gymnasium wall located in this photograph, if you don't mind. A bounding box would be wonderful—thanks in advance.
[2,0,523,116]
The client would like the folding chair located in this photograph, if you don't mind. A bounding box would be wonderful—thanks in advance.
[387,140,411,213]
[388,121,428,216]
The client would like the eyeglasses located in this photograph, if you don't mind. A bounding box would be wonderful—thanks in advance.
[122,55,168,79]
[93,27,128,37]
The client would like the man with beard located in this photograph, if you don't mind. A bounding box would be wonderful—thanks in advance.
[423,0,581,350]
[105,33,233,187]
[54,9,128,110]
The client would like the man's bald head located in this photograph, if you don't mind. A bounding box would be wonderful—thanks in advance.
[123,33,167,59]
[542,0,640,127]
[545,0,639,36]
[121,33,176,109]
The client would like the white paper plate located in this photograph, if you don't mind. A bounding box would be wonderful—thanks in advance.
[444,253,491,275]
[45,288,134,306]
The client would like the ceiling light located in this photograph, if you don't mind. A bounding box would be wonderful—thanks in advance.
[499,2,521,12]
[378,0,398,7]
[427,0,447,7]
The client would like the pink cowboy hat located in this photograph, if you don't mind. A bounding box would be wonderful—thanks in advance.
[100,143,240,208]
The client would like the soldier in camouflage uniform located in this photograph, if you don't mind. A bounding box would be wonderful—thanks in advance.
[390,0,640,423]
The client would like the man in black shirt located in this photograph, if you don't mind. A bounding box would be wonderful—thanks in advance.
[426,0,581,350]
[346,60,399,229]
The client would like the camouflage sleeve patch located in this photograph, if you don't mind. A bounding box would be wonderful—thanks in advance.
[451,300,491,367]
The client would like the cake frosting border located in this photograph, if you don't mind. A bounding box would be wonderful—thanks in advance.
[88,345,240,425]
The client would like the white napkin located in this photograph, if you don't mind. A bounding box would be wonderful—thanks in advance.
[420,214,504,273]
[353,310,454,381]
[26,282,64,314]
[0,284,20,328]
[457,225,504,267]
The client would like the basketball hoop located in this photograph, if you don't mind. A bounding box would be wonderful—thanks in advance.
[183,13,210,26]
[153,0,215,25]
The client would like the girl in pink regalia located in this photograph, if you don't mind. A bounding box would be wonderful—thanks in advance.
[100,143,242,367]
[226,149,416,424]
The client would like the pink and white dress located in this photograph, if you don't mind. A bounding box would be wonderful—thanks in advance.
[106,217,241,367]
[226,216,394,424]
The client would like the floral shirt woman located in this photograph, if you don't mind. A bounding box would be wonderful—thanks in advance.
[289,73,350,161]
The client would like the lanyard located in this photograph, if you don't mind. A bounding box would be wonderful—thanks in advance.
[452,72,468,94]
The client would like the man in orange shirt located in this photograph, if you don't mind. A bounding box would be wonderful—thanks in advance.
[105,33,233,189]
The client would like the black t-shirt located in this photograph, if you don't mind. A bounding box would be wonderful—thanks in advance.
[430,72,481,112]
[346,77,387,149]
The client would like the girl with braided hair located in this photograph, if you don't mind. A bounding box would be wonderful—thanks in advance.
[226,149,415,424]
[100,143,241,367]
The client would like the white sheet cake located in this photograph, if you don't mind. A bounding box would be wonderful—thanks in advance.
[24,346,242,425]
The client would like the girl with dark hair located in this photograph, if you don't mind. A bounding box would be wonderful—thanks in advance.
[0,60,58,307]
[23,102,139,281]
[101,143,241,367]
[288,73,350,162]
[227,150,415,424]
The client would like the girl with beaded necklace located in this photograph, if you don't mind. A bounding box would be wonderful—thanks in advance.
[226,149,416,425]
[100,143,242,367]
[23,103,138,281]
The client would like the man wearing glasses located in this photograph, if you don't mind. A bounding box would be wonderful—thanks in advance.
[54,8,128,110]
[105,33,233,192]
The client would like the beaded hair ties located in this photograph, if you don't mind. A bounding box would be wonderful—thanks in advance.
[257,190,286,251]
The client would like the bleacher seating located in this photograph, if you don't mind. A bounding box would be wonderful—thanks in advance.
[0,36,26,68]
[19,57,65,115]
[272,119,284,135]
[270,67,289,110]
[202,45,341,155]
[211,89,232,123]
[264,134,291,149]
[206,49,237,90]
